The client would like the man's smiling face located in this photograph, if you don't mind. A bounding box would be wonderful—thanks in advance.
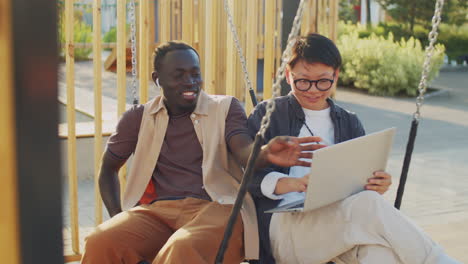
[153,49,202,116]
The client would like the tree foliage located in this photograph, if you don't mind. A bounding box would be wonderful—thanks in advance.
[376,0,468,33]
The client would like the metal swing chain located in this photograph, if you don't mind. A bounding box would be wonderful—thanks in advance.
[214,2,307,263]
[224,0,307,137]
[414,0,444,121]
[259,0,307,137]
[223,0,254,102]
[394,0,445,210]
[129,0,138,105]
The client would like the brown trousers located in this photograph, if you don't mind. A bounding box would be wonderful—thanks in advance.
[81,197,244,264]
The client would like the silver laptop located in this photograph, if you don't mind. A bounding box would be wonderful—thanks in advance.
[265,127,396,213]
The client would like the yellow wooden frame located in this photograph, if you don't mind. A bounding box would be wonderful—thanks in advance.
[0,0,21,262]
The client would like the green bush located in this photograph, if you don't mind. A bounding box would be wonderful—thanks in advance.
[337,32,445,96]
[102,27,117,51]
[338,21,468,65]
[102,27,117,42]
[438,24,468,63]
[59,19,93,61]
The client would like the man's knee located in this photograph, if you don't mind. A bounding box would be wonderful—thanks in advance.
[161,233,194,254]
[83,228,116,254]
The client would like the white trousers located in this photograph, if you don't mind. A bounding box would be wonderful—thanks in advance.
[270,191,460,264]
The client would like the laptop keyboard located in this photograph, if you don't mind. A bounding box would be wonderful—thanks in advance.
[290,202,304,209]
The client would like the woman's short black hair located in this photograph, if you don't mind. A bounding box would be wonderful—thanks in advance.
[288,33,342,70]
[153,41,200,72]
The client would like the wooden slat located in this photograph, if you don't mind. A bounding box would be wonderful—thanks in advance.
[263,0,276,100]
[203,0,216,94]
[236,0,246,101]
[197,0,206,73]
[182,0,193,45]
[65,0,80,254]
[170,0,176,39]
[149,1,156,45]
[215,0,226,95]
[310,0,318,33]
[330,0,339,98]
[117,0,127,197]
[329,0,339,42]
[301,0,310,35]
[159,0,170,44]
[93,0,104,226]
[245,0,258,113]
[64,254,82,263]
[275,0,283,75]
[257,0,265,59]
[0,0,20,262]
[317,0,323,34]
[321,0,328,36]
[225,0,237,97]
[173,0,181,40]
[139,0,150,103]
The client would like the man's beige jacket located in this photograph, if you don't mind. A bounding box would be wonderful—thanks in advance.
[122,91,259,259]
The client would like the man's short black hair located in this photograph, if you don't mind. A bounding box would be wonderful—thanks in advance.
[153,41,200,72]
[288,33,342,70]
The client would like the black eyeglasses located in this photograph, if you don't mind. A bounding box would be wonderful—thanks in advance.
[293,74,335,92]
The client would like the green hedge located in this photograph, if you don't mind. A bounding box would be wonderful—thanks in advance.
[339,21,468,63]
[337,31,445,96]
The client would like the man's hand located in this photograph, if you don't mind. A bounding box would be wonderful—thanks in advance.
[274,174,309,195]
[261,136,326,167]
[365,171,392,194]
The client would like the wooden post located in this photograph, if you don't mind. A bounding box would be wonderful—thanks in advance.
[245,0,258,113]
[203,0,217,94]
[117,0,127,196]
[65,0,80,254]
[263,0,276,100]
[93,0,103,226]
[182,0,193,45]
[159,0,171,44]
[0,0,20,262]
[139,0,150,103]
[10,0,62,262]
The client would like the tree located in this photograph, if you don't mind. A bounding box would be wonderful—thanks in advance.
[366,0,372,28]
[444,0,468,26]
[376,0,468,34]
[339,0,360,23]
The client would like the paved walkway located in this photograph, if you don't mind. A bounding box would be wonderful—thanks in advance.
[61,64,468,263]
[334,68,468,262]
